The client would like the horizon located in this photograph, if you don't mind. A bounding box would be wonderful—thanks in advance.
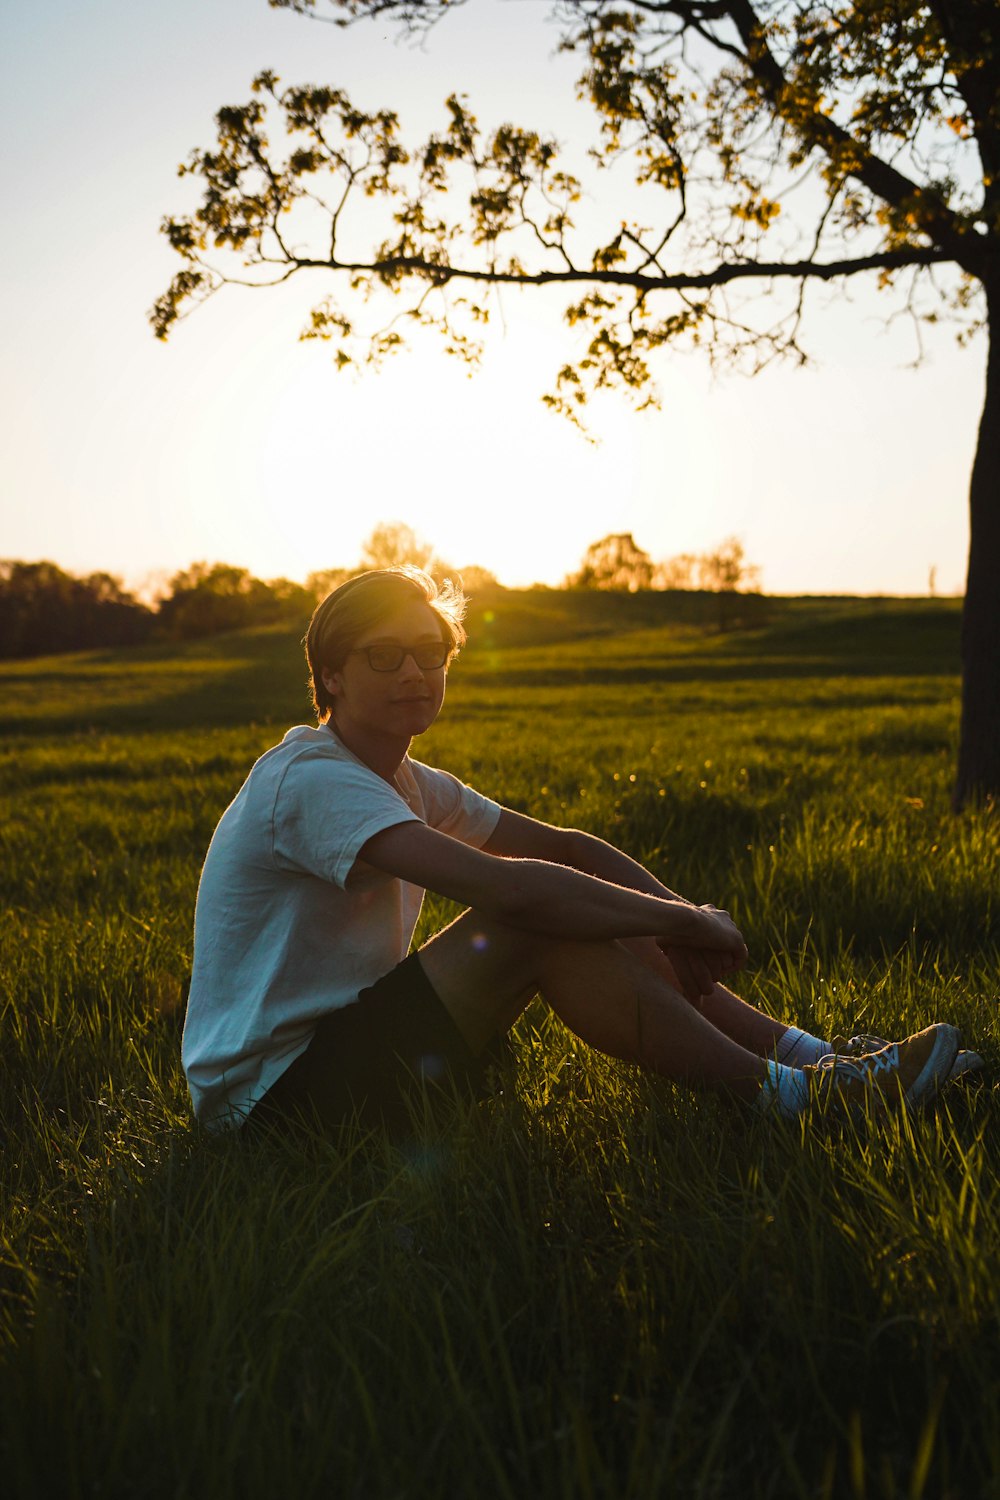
[0,550,966,606]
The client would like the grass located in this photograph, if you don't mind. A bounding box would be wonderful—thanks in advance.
[1,593,998,1498]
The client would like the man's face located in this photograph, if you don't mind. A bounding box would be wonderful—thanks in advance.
[321,599,448,743]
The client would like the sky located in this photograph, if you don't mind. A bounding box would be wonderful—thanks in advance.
[0,0,986,596]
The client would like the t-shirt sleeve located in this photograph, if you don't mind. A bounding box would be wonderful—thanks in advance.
[408,762,502,848]
[271,752,421,889]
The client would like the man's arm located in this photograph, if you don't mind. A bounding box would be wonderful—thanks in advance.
[483,809,684,901]
[482,809,737,1002]
[360,816,746,993]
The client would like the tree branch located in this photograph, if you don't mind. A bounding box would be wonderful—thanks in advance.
[286,243,954,293]
[722,0,975,267]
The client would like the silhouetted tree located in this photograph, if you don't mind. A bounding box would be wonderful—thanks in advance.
[157,563,257,639]
[264,576,315,615]
[455,564,502,593]
[307,539,497,603]
[359,520,462,584]
[568,533,654,591]
[653,553,698,591]
[157,562,312,639]
[0,561,153,658]
[154,0,1000,806]
[360,521,438,573]
[696,537,761,593]
[306,566,354,599]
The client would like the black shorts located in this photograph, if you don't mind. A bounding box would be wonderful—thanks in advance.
[245,952,509,1139]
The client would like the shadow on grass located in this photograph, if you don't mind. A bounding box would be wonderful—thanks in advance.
[0,627,311,738]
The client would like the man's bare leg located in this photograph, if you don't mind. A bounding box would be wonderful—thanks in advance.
[553,839,798,1056]
[621,937,792,1055]
[416,910,769,1106]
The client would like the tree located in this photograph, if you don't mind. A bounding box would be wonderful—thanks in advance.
[567,532,655,590]
[454,563,502,592]
[0,560,153,658]
[306,566,354,599]
[652,537,761,592]
[157,562,312,639]
[306,528,491,600]
[359,520,462,583]
[157,562,258,639]
[697,536,761,593]
[359,521,438,573]
[653,553,698,591]
[154,0,1000,807]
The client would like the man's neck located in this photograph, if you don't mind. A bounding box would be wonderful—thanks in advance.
[326,719,410,786]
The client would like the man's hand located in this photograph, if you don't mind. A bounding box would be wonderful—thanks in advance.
[657,906,748,1002]
[658,943,741,1002]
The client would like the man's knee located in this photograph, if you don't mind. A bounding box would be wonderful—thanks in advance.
[415,910,549,1045]
[429,909,549,974]
[419,911,621,1008]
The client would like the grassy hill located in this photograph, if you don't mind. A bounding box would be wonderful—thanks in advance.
[1,591,997,1500]
[0,591,963,734]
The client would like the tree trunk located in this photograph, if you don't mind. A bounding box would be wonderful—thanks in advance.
[954,282,1000,810]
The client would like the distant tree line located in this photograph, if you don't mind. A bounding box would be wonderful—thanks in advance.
[565,533,760,594]
[0,559,314,661]
[0,526,499,660]
[0,562,156,659]
[157,563,316,640]
[0,524,760,659]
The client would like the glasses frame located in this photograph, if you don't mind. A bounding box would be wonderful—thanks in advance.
[348,640,450,673]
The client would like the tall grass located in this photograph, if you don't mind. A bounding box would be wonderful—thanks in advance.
[1,597,997,1499]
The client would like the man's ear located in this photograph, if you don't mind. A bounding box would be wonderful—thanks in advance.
[321,665,342,700]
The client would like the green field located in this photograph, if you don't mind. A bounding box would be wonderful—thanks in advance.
[1,593,998,1499]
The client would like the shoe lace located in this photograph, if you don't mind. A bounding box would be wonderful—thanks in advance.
[857,1046,898,1077]
[831,1033,888,1057]
[814,1045,898,1084]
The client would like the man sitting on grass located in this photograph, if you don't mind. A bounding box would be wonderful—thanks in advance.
[182,567,975,1137]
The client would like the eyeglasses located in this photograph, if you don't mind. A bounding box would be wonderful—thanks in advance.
[349,641,450,673]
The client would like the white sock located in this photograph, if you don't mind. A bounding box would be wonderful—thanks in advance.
[756,1059,810,1119]
[775,1025,831,1067]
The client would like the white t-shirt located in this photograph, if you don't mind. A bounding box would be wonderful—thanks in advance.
[182,724,501,1129]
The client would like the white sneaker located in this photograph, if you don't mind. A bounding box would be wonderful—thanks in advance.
[804,1024,961,1118]
[833,1031,983,1086]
